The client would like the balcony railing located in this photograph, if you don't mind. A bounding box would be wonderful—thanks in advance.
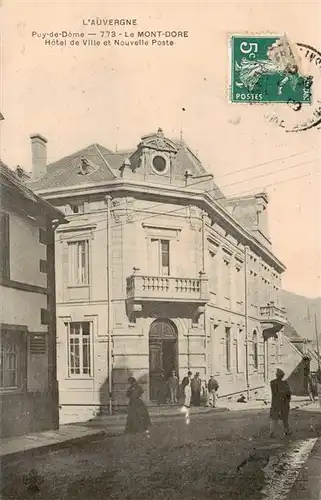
[259,302,287,325]
[126,273,209,303]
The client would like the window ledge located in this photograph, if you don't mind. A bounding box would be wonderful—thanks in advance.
[0,388,23,394]
[66,376,94,380]
[67,284,90,289]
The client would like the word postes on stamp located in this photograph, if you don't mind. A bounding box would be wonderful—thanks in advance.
[230,35,312,104]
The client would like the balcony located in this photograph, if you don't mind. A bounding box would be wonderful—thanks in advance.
[260,302,287,336]
[126,272,209,305]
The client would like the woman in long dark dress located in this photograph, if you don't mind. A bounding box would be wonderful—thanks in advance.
[125,377,151,435]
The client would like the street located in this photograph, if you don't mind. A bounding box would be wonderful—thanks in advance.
[1,406,321,500]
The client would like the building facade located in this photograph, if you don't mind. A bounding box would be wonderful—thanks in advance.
[29,129,288,423]
[0,160,66,437]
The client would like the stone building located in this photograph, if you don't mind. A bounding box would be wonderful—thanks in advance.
[29,128,288,423]
[0,159,66,437]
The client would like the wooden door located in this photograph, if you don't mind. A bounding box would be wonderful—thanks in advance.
[149,341,163,400]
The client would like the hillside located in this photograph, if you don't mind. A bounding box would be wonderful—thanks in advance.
[280,290,321,345]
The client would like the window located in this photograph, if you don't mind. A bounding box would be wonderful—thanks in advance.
[39,228,48,245]
[68,240,89,285]
[0,212,10,279]
[208,250,218,293]
[238,328,244,373]
[150,239,170,276]
[236,267,243,303]
[67,322,92,377]
[234,337,239,373]
[223,260,231,298]
[40,259,47,273]
[0,332,20,389]
[78,158,90,175]
[225,327,231,371]
[253,330,258,370]
[69,203,84,214]
[253,273,258,304]
[152,155,167,174]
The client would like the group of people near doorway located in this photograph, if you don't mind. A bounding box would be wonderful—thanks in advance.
[181,371,219,408]
[124,368,321,437]
[155,370,220,407]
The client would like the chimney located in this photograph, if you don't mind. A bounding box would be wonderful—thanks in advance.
[30,133,47,179]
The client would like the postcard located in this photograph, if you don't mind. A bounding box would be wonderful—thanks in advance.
[1,1,320,499]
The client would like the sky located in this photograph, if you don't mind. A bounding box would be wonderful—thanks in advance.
[1,0,321,298]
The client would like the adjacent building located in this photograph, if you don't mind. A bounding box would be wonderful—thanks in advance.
[29,128,288,423]
[0,160,66,437]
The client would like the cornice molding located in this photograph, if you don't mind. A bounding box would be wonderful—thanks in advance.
[34,179,286,273]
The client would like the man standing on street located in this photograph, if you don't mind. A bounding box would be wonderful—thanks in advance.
[307,373,315,402]
[181,371,192,410]
[269,368,292,438]
[207,375,219,408]
[168,370,179,404]
[317,370,321,409]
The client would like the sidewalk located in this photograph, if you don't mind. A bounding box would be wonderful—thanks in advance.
[0,425,105,461]
[219,395,316,412]
[0,397,316,461]
[297,400,321,412]
[0,405,226,461]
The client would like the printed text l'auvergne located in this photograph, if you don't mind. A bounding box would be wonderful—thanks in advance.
[82,18,138,26]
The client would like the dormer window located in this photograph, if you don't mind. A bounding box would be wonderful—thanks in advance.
[78,158,90,175]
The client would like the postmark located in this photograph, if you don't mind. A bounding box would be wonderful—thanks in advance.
[264,43,321,132]
[230,35,312,104]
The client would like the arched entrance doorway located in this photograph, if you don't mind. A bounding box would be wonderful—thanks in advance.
[149,319,178,401]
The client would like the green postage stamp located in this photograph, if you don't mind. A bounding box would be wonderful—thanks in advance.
[230,35,313,103]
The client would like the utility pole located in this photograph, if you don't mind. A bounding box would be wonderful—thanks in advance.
[244,245,250,399]
[105,195,113,415]
[315,313,321,373]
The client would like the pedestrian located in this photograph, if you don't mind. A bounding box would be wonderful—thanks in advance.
[156,370,166,405]
[269,368,292,438]
[180,371,192,409]
[191,372,201,406]
[307,373,315,402]
[167,370,179,403]
[207,375,219,408]
[125,377,151,435]
[317,370,321,409]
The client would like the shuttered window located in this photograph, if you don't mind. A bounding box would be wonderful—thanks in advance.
[253,330,259,370]
[29,334,46,355]
[68,240,89,285]
[225,327,231,372]
[150,239,170,276]
[0,212,10,279]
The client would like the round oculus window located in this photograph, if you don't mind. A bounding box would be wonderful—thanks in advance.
[152,155,167,173]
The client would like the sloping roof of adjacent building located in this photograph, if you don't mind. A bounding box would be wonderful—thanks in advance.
[28,143,122,191]
[0,160,66,221]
